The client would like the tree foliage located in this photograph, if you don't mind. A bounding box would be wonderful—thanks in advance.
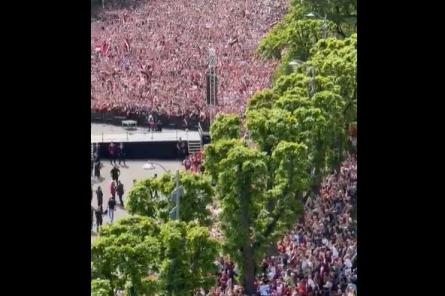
[91,279,112,296]
[299,0,357,38]
[308,35,357,122]
[126,171,213,225]
[213,141,308,293]
[258,4,337,62]
[158,221,219,295]
[91,217,219,296]
[209,113,241,142]
[91,216,161,295]
[203,138,240,181]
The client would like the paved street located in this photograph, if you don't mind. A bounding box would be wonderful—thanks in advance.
[91,159,182,242]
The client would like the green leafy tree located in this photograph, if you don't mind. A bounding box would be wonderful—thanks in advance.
[215,142,308,294]
[91,279,112,296]
[126,179,161,218]
[258,3,337,62]
[217,144,268,294]
[247,88,279,110]
[308,35,357,122]
[253,141,308,257]
[299,0,357,38]
[246,108,298,154]
[92,217,219,296]
[203,138,240,181]
[312,90,347,167]
[126,171,213,225]
[158,221,219,295]
[91,216,161,296]
[209,113,241,142]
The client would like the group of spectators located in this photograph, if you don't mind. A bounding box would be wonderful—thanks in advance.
[91,142,127,180]
[182,150,203,173]
[208,155,357,296]
[91,145,126,233]
[91,0,287,124]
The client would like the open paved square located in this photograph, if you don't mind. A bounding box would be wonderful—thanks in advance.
[91,159,182,242]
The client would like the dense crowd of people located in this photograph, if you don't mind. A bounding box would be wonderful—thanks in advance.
[91,0,288,122]
[208,155,357,296]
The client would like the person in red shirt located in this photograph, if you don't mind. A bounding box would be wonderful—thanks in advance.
[298,279,307,295]
[183,157,191,170]
[110,181,116,199]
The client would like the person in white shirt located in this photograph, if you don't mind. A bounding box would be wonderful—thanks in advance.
[259,281,270,296]
[307,276,316,290]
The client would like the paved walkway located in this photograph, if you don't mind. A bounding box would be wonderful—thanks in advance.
[91,160,182,242]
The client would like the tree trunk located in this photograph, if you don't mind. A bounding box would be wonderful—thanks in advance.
[241,241,256,295]
[238,168,256,295]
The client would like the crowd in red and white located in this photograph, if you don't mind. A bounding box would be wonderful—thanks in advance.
[183,150,203,173]
[91,0,288,122]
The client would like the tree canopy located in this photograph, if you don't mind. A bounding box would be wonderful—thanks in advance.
[91,217,219,296]
[209,113,241,142]
[126,171,213,225]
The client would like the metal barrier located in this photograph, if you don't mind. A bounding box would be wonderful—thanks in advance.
[91,129,200,144]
